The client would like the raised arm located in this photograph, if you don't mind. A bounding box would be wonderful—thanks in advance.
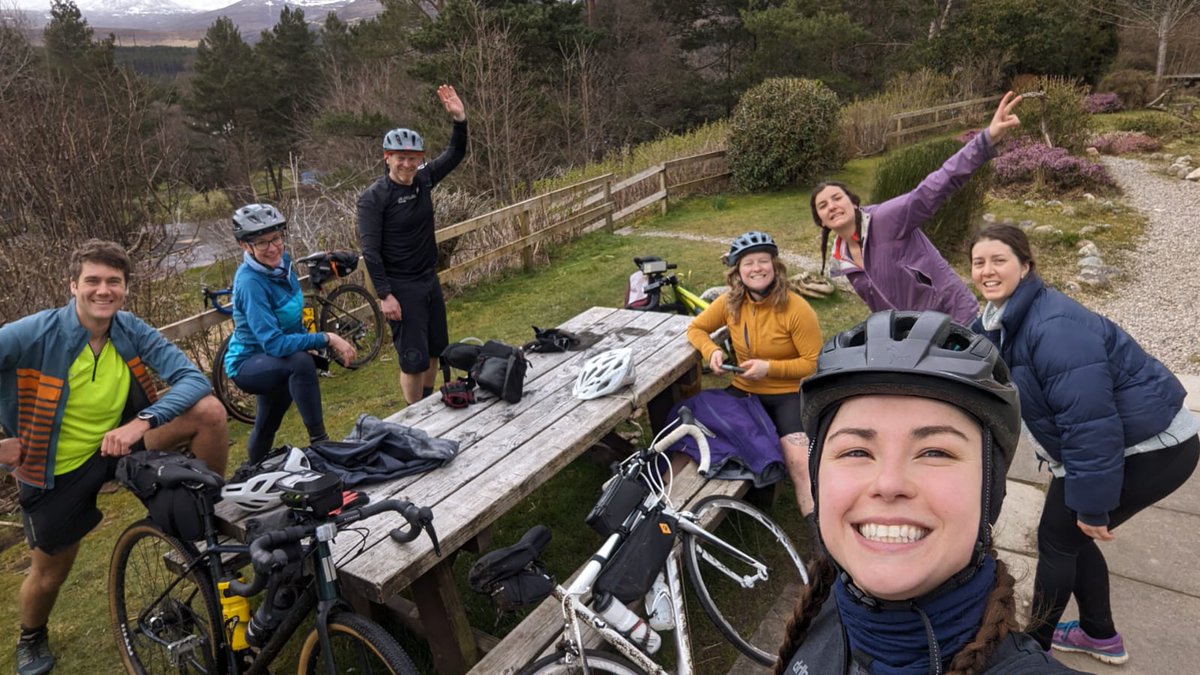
[426,84,468,187]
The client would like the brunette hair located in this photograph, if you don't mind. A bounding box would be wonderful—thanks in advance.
[810,181,864,274]
[969,224,1036,274]
[772,550,1019,675]
[724,254,791,319]
[69,239,132,283]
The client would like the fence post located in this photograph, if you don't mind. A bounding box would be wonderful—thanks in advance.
[518,205,533,272]
[603,179,614,232]
[658,165,668,216]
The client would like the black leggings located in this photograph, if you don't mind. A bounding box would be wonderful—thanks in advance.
[1028,433,1199,648]
[233,351,327,462]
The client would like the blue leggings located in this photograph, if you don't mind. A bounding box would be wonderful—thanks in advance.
[233,352,327,462]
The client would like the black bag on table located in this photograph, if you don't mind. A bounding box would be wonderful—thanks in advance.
[469,340,529,403]
[592,505,678,604]
[468,525,556,612]
[116,451,224,542]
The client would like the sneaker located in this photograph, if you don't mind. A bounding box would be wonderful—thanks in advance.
[643,573,674,631]
[1051,620,1128,665]
[15,632,55,675]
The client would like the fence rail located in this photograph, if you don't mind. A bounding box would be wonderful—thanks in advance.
[160,150,729,345]
[884,95,1002,148]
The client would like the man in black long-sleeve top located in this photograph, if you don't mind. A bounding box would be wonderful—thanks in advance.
[357,84,468,404]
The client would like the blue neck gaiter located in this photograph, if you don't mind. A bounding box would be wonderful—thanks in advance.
[244,250,289,279]
[834,555,996,675]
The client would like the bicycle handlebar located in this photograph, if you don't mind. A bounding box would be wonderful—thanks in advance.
[649,405,712,475]
[224,498,439,598]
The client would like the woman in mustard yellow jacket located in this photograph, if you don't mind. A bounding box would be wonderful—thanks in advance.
[687,231,823,512]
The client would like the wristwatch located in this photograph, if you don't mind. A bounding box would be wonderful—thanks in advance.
[136,411,158,429]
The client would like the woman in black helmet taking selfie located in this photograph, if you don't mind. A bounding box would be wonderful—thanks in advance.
[776,310,1079,674]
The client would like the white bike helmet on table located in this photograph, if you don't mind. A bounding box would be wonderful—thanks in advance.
[574,348,636,400]
[221,447,311,513]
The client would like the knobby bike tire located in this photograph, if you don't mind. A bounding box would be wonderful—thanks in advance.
[298,611,419,675]
[109,519,223,674]
[682,495,808,666]
[319,284,384,369]
[518,649,645,675]
[212,335,257,425]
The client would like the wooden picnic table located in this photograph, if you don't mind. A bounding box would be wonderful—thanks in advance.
[216,306,702,673]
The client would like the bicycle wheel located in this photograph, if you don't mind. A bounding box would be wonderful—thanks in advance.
[319,284,384,369]
[211,335,256,424]
[298,611,419,674]
[109,520,222,674]
[682,495,808,666]
[519,649,644,675]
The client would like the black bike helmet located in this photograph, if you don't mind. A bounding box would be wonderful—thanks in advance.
[725,231,779,267]
[382,127,424,152]
[232,204,287,243]
[802,310,1020,546]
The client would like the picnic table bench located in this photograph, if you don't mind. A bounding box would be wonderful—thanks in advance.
[215,306,705,673]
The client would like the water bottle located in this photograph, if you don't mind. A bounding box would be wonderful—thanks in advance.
[595,594,661,654]
[217,577,251,651]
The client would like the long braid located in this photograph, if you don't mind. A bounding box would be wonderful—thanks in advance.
[946,552,1019,675]
[772,555,837,675]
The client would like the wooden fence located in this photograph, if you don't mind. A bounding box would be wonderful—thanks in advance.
[884,95,1003,148]
[159,149,729,346]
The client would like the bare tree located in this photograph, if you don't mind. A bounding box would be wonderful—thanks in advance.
[1089,0,1200,93]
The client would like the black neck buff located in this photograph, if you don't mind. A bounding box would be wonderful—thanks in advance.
[746,278,776,302]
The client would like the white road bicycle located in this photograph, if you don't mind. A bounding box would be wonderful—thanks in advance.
[519,408,809,675]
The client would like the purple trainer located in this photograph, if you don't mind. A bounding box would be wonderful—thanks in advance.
[1052,620,1129,665]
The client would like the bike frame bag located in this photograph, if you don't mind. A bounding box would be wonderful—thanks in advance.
[592,504,678,604]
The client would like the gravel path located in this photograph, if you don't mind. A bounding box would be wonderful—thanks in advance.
[1096,157,1200,375]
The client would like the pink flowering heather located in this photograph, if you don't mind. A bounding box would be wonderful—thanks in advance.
[1090,131,1161,155]
[993,141,1115,191]
[1084,92,1123,114]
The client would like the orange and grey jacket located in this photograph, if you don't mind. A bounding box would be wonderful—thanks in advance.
[0,301,211,488]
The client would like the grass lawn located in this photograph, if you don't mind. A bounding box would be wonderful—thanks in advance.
[0,142,1150,673]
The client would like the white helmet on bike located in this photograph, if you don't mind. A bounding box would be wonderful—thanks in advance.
[220,447,312,513]
[573,348,636,400]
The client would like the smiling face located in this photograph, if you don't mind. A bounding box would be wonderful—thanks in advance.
[818,395,983,601]
[241,229,286,269]
[813,185,857,237]
[737,251,776,294]
[71,261,127,331]
[971,238,1029,305]
[385,150,424,185]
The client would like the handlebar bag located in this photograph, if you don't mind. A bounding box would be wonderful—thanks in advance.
[592,505,678,604]
[470,340,529,404]
[116,451,224,541]
[585,470,650,537]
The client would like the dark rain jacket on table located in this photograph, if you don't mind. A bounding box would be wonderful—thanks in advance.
[972,274,1186,524]
[303,414,458,487]
[826,129,993,326]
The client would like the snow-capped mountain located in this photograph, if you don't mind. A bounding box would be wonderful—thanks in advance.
[74,0,192,16]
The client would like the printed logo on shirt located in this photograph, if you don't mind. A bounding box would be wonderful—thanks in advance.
[396,192,418,205]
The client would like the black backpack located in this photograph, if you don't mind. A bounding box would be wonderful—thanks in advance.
[439,340,529,404]
[468,525,556,612]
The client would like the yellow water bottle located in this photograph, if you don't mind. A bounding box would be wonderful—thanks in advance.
[218,577,252,652]
[302,306,316,333]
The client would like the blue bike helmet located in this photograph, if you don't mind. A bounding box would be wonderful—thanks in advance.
[382,128,424,152]
[725,231,778,266]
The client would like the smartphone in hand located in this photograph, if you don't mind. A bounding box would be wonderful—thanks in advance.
[720,363,745,374]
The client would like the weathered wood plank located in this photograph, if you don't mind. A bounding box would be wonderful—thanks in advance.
[612,190,666,223]
[611,164,663,193]
[436,174,611,243]
[662,149,726,169]
[888,94,1002,122]
[671,171,731,193]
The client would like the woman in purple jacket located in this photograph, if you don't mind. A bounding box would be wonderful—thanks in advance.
[809,91,1024,326]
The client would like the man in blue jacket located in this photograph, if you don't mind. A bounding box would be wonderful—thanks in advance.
[0,240,228,675]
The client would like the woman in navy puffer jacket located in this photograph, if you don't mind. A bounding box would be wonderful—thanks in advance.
[969,224,1199,666]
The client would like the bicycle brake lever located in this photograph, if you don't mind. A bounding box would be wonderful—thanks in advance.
[693,419,716,438]
[419,507,441,556]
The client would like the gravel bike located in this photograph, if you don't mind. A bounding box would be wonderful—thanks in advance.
[519,408,808,674]
[205,250,385,424]
[624,256,712,317]
[108,455,439,674]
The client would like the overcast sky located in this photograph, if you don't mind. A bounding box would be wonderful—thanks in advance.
[10,0,235,10]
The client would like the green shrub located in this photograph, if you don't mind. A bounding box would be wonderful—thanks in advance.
[1013,76,1092,152]
[1098,69,1155,108]
[729,78,842,191]
[1113,111,1183,139]
[871,137,991,254]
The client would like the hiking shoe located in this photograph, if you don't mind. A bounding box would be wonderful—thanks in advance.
[15,632,55,675]
[644,573,674,631]
[1052,620,1128,665]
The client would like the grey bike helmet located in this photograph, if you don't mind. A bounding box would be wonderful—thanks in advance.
[220,447,311,513]
[573,348,636,400]
[232,203,287,243]
[802,310,1020,538]
[725,231,778,267]
[382,127,424,152]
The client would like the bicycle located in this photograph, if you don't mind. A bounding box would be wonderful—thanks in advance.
[623,256,712,317]
[204,250,385,424]
[519,407,809,675]
[108,455,440,674]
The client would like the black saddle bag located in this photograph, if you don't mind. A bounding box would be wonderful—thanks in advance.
[470,340,529,403]
[116,451,224,542]
[468,525,556,612]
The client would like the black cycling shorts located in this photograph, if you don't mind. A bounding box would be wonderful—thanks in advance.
[20,451,119,555]
[388,274,449,374]
[726,386,804,437]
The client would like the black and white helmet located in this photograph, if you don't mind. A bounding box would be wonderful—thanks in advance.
[382,127,424,152]
[725,231,778,267]
[573,348,636,400]
[220,447,311,513]
[231,203,287,242]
